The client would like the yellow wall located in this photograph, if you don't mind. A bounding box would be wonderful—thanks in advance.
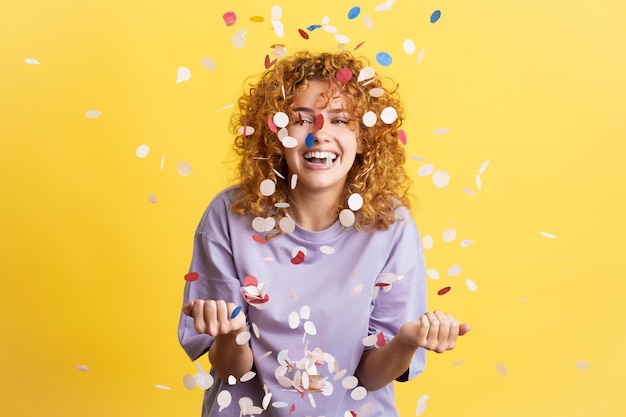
[1,1,625,416]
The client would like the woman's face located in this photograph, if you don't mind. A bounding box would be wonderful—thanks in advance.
[283,80,363,200]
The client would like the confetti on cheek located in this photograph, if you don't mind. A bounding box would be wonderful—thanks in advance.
[176,67,191,83]
[336,68,353,83]
[348,6,361,19]
[416,395,430,416]
[298,29,309,39]
[430,10,442,24]
[437,286,451,295]
[375,52,392,66]
[398,129,407,145]
[495,362,508,376]
[305,132,314,148]
[184,272,200,282]
[85,109,102,119]
[223,11,236,26]
[315,113,324,130]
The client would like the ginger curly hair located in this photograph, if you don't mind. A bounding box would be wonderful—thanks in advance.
[229,50,412,234]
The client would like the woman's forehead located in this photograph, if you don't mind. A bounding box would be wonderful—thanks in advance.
[296,80,352,110]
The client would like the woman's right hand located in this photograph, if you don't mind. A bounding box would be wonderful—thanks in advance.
[183,299,246,337]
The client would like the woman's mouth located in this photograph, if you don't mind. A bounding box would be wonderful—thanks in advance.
[303,151,338,167]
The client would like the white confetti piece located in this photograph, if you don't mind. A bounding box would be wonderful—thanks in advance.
[432,170,450,187]
[363,15,373,30]
[495,362,508,376]
[515,297,529,302]
[273,112,289,128]
[416,394,430,416]
[238,125,255,137]
[479,160,490,174]
[183,374,196,390]
[281,136,298,148]
[135,144,150,158]
[271,19,284,37]
[288,312,300,329]
[368,88,385,97]
[351,283,364,296]
[423,235,433,249]
[335,34,350,44]
[323,24,338,34]
[380,107,398,124]
[460,239,474,248]
[85,109,102,119]
[232,30,247,48]
[540,231,556,238]
[236,331,251,345]
[260,179,275,196]
[433,127,449,135]
[447,264,462,277]
[279,216,296,233]
[272,401,289,408]
[442,228,457,242]
[274,201,289,208]
[427,268,440,280]
[476,174,482,191]
[362,111,377,127]
[25,58,40,65]
[351,386,367,401]
[177,161,192,176]
[303,320,317,335]
[417,48,425,64]
[375,0,396,12]
[403,38,416,55]
[339,208,355,227]
[453,359,465,366]
[227,375,237,385]
[252,322,260,338]
[271,5,283,19]
[75,365,90,372]
[290,174,298,190]
[154,384,171,390]
[176,66,191,83]
[417,164,434,177]
[357,66,375,82]
[160,155,165,171]
[299,305,311,319]
[466,278,478,292]
[342,376,359,390]
[240,371,256,382]
[217,390,232,411]
[575,361,590,370]
[348,193,363,211]
[462,187,475,196]
[201,56,216,71]
[320,245,335,254]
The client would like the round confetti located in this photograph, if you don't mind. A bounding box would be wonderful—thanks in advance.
[183,374,196,390]
[495,362,508,376]
[316,113,324,130]
[250,16,263,22]
[403,38,416,55]
[176,67,191,83]
[279,216,296,233]
[232,30,247,48]
[136,144,150,158]
[177,161,192,176]
[466,278,478,292]
[437,286,451,296]
[320,245,335,254]
[342,376,359,390]
[271,5,283,20]
[347,193,363,211]
[375,52,392,66]
[368,88,384,98]
[416,395,430,416]
[427,268,440,280]
[339,209,355,227]
[336,68,353,83]
[184,272,200,282]
[335,34,351,44]
[575,361,590,370]
[260,179,275,196]
[85,109,102,119]
[398,129,407,145]
[351,386,367,401]
[423,235,433,250]
[235,331,251,345]
[447,264,462,277]
[303,320,317,335]
[380,107,398,124]
[348,7,361,19]
[201,56,216,71]
[357,66,375,82]
[238,125,255,137]
[442,228,457,242]
[273,112,289,128]
[432,170,450,187]
[430,10,441,24]
[223,11,236,26]
[362,111,377,127]
[418,164,435,177]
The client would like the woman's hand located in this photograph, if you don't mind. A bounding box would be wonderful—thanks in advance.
[183,299,246,337]
[397,310,470,353]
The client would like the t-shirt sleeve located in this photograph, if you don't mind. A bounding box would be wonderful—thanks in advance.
[177,194,247,361]
[367,209,428,382]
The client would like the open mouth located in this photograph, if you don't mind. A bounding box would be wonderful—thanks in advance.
[304,151,338,167]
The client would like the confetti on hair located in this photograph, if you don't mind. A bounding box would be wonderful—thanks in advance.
[336,68,353,83]
[398,129,407,145]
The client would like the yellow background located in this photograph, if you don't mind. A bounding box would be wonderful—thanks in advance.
[1,0,625,416]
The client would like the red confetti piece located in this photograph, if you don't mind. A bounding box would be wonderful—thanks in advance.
[267,118,278,133]
[252,234,267,244]
[298,29,309,39]
[243,275,259,287]
[223,11,236,26]
[375,282,391,287]
[376,331,386,347]
[315,113,324,130]
[353,41,366,50]
[264,55,277,69]
[289,404,296,414]
[291,250,305,265]
[336,68,353,83]
[350,411,357,417]
[438,286,451,295]
[398,129,407,145]
[298,112,303,126]
[184,272,200,282]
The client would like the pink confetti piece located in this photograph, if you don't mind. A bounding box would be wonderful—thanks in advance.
[223,11,236,26]
[495,362,508,376]
[336,68,353,83]
[289,403,296,414]
[184,272,200,282]
[298,29,309,39]
[264,55,277,69]
[398,129,407,145]
[267,118,278,133]
[252,235,267,244]
[437,286,451,295]
[376,331,386,347]
[75,365,90,372]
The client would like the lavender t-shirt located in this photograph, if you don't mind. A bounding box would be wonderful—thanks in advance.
[178,186,427,417]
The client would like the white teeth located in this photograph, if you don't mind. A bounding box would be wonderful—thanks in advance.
[304,151,337,160]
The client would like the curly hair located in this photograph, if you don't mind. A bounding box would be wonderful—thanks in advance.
[229,50,412,235]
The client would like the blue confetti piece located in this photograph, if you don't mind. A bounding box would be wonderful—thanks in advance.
[430,10,441,23]
[348,7,361,20]
[306,132,315,148]
[307,24,322,31]
[230,305,242,319]
[376,52,393,66]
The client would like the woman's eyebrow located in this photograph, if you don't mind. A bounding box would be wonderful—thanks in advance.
[292,107,349,114]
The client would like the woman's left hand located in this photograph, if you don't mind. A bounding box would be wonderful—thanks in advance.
[397,310,471,353]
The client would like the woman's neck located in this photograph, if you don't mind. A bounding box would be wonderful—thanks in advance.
[288,189,341,231]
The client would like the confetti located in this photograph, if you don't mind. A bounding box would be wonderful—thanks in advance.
[363,15,373,30]
[575,361,590,370]
[260,179,276,196]
[298,29,309,39]
[238,125,255,136]
[357,66,375,82]
[155,384,171,390]
[495,362,508,376]
[466,279,478,292]
[437,286,451,295]
[418,164,434,176]
[432,170,450,187]
[75,365,90,372]
[271,5,283,19]
[320,245,335,254]
[375,51,392,66]
[347,193,363,211]
[335,34,351,44]
[223,11,236,26]
[476,174,482,191]
[323,24,338,34]
[460,239,474,248]
[148,193,158,204]
[85,109,102,119]
[176,66,191,83]
[303,320,317,335]
[273,112,289,128]
[362,111,377,127]
[290,174,298,190]
[200,56,216,71]
[348,7,361,19]
[540,231,557,238]
[442,228,457,242]
[136,144,150,158]
[398,129,407,145]
[336,68,353,83]
[250,16,264,22]
[307,24,322,31]
[316,113,325,130]
[427,268,440,280]
[232,30,247,48]
[423,235,433,249]
[217,390,232,411]
[368,87,384,98]
[339,209,356,227]
[291,250,305,265]
[403,38,416,55]
[177,161,192,176]
[160,155,165,171]
[375,0,396,12]
[231,305,242,319]
[236,331,251,345]
[380,107,398,124]
[479,160,490,174]
[447,264,462,276]
[305,132,314,148]
[279,216,296,233]
[351,386,367,401]
[252,235,267,244]
[184,272,200,282]
[265,55,277,69]
[433,127,449,135]
[272,19,285,38]
[354,40,366,50]
[462,187,475,196]
[25,58,40,65]
[416,394,430,416]
[342,376,359,390]
[430,10,442,24]
[417,48,425,64]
